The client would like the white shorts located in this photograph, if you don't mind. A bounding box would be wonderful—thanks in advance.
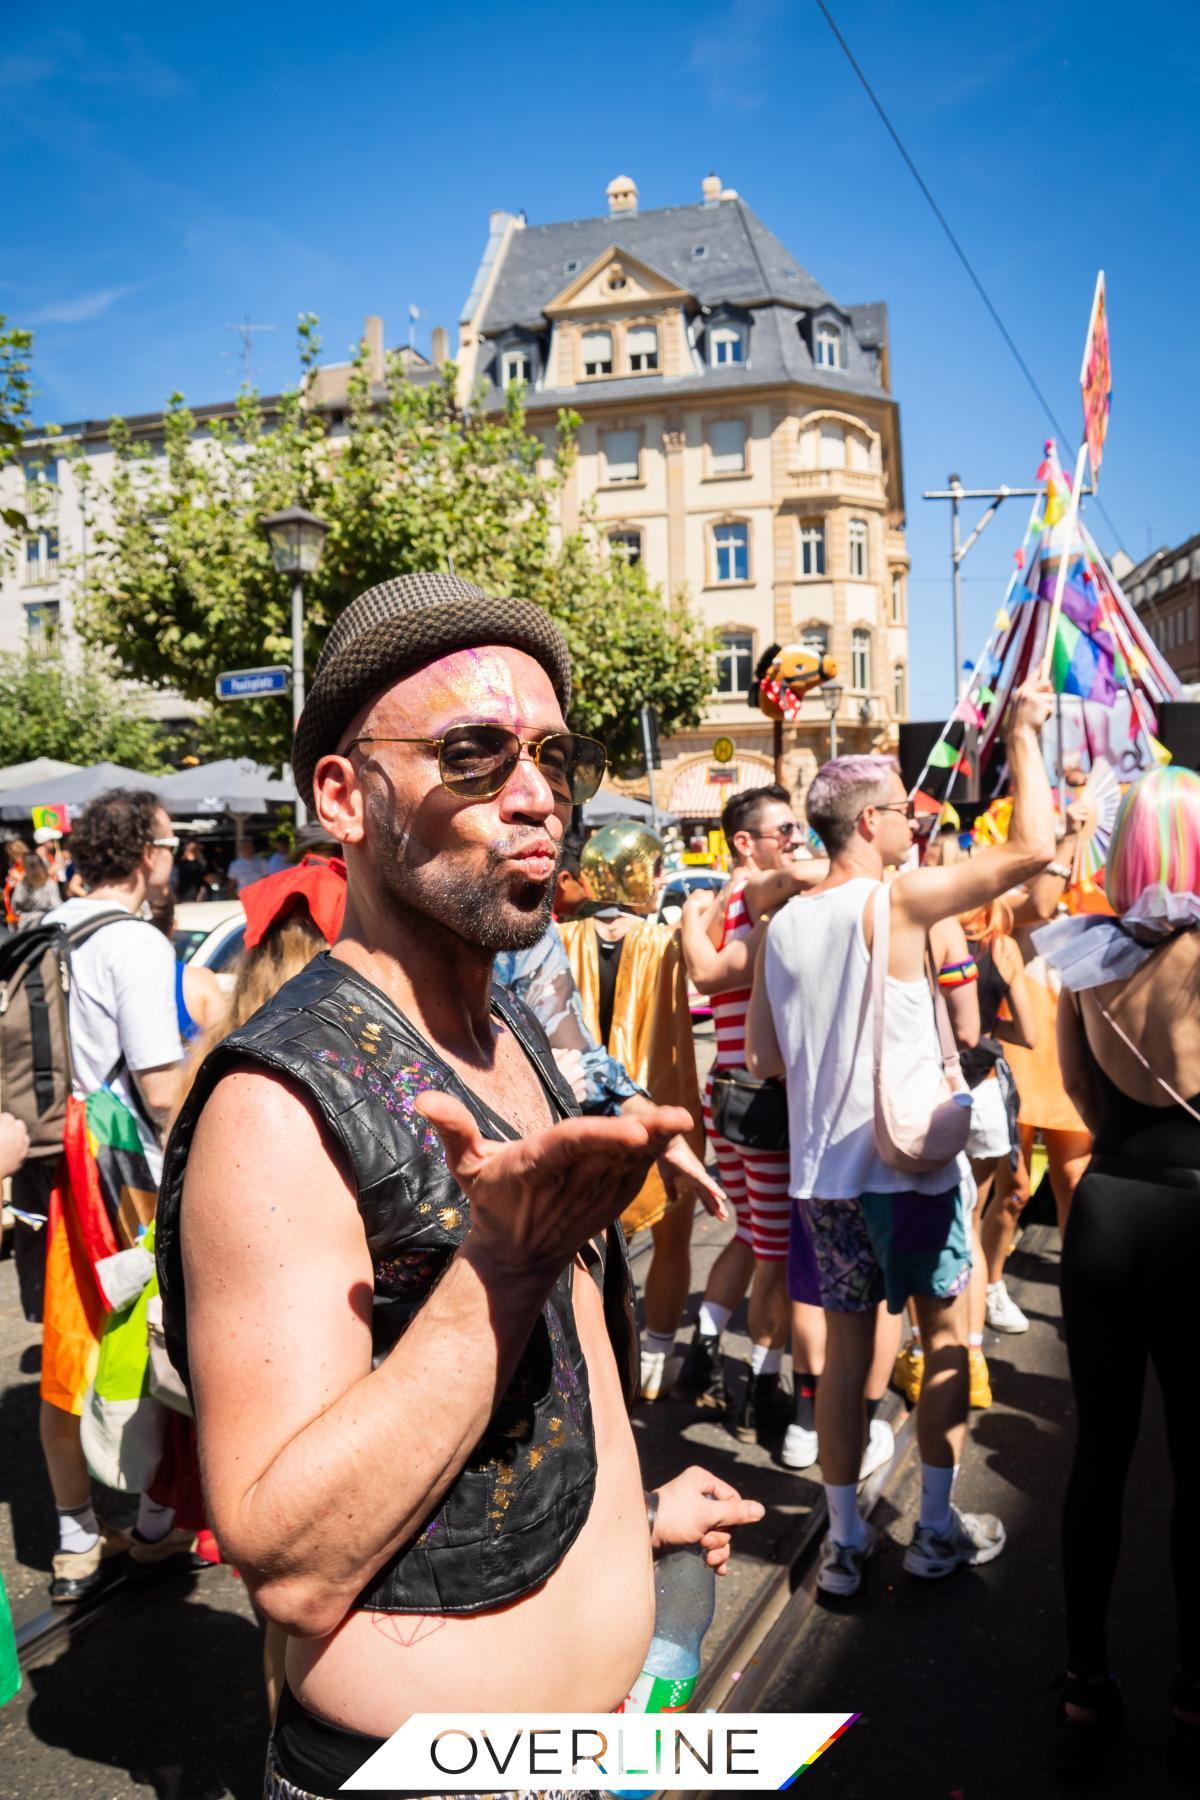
[966,1074,1012,1161]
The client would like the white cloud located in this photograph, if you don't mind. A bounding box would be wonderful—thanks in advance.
[29,284,139,326]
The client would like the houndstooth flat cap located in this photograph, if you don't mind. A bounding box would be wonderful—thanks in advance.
[292,572,572,807]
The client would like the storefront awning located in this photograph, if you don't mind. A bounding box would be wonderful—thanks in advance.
[667,755,775,819]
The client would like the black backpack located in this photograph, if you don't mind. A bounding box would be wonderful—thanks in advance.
[0,911,145,1161]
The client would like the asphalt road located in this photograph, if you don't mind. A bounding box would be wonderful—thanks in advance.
[763,1229,1180,1800]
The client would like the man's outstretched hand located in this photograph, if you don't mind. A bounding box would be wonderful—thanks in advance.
[651,1466,765,1575]
[416,1091,691,1287]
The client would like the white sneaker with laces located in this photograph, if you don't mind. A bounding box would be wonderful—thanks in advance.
[638,1350,682,1402]
[816,1522,882,1597]
[986,1279,1030,1334]
[902,1504,1006,1579]
[782,1423,819,1470]
[858,1417,895,1483]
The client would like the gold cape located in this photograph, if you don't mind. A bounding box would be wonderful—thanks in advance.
[558,915,704,1234]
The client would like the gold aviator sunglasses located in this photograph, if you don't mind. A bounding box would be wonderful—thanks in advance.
[346,723,608,805]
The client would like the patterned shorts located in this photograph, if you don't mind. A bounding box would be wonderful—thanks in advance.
[802,1186,971,1315]
[264,1737,603,1800]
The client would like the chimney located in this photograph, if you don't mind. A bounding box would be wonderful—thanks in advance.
[363,314,385,384]
[606,174,638,216]
[431,325,448,367]
[701,172,721,205]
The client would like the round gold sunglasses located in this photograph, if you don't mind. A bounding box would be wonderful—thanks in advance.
[345,723,608,805]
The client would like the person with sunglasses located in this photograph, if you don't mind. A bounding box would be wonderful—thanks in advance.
[156,574,761,1799]
[745,681,1057,1597]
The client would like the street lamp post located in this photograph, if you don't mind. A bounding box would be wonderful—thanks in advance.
[261,506,330,825]
[822,681,844,762]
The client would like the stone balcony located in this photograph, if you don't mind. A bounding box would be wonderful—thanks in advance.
[783,466,885,507]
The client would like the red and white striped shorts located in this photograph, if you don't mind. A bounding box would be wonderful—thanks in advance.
[702,1071,792,1263]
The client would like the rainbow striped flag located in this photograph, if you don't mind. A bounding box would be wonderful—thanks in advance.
[1048,608,1118,706]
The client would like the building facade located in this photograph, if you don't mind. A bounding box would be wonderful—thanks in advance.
[457,173,910,813]
[1121,534,1200,685]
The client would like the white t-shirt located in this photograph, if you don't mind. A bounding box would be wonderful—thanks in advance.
[228,855,267,891]
[45,897,183,1183]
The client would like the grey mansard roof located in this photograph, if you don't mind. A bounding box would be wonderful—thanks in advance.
[470,195,890,408]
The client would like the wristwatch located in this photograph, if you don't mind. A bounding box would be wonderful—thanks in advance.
[1046,860,1073,880]
[645,1488,660,1538]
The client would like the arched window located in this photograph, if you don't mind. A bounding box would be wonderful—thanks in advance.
[851,627,871,690]
[815,320,842,369]
[801,622,830,658]
[582,330,613,377]
[798,521,825,576]
[710,325,745,366]
[608,530,642,566]
[893,662,907,717]
[848,518,869,579]
[819,423,845,470]
[626,324,659,371]
[712,521,750,583]
[890,572,904,623]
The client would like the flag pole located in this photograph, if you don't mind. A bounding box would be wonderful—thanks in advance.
[1038,439,1090,684]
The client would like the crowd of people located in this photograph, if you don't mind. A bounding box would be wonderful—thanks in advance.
[1,567,1198,1795]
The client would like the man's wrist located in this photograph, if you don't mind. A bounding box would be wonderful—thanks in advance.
[645,1488,660,1544]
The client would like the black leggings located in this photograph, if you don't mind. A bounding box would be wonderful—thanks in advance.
[1060,1157,1200,1678]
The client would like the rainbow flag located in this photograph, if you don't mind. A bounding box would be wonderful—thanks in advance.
[1048,608,1118,706]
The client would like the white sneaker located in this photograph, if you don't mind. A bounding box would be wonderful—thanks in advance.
[816,1522,882,1597]
[638,1350,681,1401]
[782,1423,819,1470]
[858,1417,895,1483]
[902,1504,1006,1579]
[986,1279,1029,1334]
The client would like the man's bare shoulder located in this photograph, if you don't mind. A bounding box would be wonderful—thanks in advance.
[183,1065,357,1242]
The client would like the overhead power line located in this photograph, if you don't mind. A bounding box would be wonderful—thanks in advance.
[814,0,1126,552]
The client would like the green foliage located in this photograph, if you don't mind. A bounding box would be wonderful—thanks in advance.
[78,324,714,769]
[0,651,172,770]
[0,315,35,538]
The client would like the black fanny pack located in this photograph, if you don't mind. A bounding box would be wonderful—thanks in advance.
[710,1066,789,1152]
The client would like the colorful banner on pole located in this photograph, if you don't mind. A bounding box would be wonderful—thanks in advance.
[1080,271,1111,481]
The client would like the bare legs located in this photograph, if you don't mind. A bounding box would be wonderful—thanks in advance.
[39,1400,90,1510]
[643,1195,694,1337]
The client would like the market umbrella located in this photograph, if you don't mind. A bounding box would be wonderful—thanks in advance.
[0,757,81,793]
[0,762,163,822]
[155,757,296,815]
[583,789,677,827]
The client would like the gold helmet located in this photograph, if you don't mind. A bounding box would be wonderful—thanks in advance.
[580,821,664,910]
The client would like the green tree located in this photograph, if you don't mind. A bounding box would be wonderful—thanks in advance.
[0,315,35,538]
[0,651,172,770]
[77,323,714,769]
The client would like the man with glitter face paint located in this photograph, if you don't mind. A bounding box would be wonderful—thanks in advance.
[154,574,762,1800]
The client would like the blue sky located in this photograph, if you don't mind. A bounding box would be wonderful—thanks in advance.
[5,1,1198,718]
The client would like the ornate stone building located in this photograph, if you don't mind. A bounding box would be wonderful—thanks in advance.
[457,173,910,814]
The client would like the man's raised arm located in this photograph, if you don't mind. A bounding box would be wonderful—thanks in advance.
[182,1071,685,1638]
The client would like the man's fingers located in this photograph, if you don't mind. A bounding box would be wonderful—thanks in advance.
[709,1497,765,1528]
[414,1091,491,1181]
[691,1166,729,1222]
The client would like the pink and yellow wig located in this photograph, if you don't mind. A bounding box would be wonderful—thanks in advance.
[1105,767,1200,915]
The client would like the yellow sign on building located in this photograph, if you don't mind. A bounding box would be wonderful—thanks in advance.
[712,736,735,765]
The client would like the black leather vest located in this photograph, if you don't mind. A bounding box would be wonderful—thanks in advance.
[155,954,639,1616]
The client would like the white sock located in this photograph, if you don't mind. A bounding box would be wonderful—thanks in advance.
[751,1344,782,1376]
[826,1482,868,1549]
[57,1501,99,1556]
[969,1333,984,1350]
[135,1494,176,1543]
[919,1462,958,1534]
[698,1300,731,1338]
[642,1330,676,1360]
[987,1280,1005,1295]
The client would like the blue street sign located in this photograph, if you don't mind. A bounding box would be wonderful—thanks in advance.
[215,667,291,701]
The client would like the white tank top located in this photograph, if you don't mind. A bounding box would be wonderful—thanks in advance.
[764,877,962,1199]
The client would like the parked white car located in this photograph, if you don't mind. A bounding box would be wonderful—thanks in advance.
[173,900,246,992]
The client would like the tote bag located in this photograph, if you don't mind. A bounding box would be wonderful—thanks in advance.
[871,883,972,1175]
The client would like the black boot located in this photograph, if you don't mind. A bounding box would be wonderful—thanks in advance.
[1047,1671,1123,1784]
[676,1326,727,1411]
[1168,1671,1200,1787]
[734,1366,781,1443]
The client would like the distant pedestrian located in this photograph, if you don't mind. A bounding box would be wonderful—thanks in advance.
[264,833,291,874]
[227,836,266,892]
[174,840,209,902]
[10,852,61,930]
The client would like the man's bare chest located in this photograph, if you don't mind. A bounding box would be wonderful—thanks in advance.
[440,1023,556,1143]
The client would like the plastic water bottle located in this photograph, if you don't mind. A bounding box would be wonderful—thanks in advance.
[624,1545,716,1714]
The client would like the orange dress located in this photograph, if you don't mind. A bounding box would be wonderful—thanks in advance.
[1004,934,1088,1134]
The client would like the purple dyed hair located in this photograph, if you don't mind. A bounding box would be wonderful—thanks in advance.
[805,755,899,855]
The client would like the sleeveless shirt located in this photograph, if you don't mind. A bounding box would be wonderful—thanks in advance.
[155,953,639,1616]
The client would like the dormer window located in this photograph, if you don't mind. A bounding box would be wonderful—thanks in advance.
[582,330,614,377]
[710,325,745,366]
[563,259,580,276]
[502,349,533,389]
[691,244,708,261]
[815,320,843,368]
[627,325,659,372]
